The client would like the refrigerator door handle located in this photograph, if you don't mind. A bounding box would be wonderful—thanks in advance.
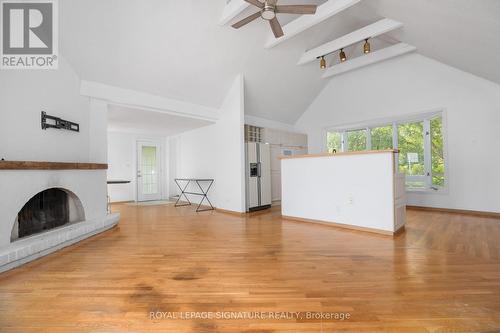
[257,162,262,178]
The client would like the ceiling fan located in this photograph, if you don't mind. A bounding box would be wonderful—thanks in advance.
[232,0,317,38]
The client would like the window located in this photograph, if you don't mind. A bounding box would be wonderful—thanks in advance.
[326,112,446,191]
[141,146,158,194]
[327,131,342,153]
[346,129,367,151]
[398,122,426,189]
[371,125,393,150]
[430,116,445,186]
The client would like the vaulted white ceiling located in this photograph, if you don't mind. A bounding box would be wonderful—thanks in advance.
[60,0,500,125]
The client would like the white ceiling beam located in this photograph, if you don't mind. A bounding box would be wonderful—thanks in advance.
[321,43,417,79]
[80,80,220,122]
[298,18,403,65]
[265,0,361,49]
[219,0,251,26]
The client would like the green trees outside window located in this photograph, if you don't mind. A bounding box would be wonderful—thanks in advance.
[397,122,426,188]
[431,117,445,186]
[347,129,367,151]
[397,122,425,175]
[371,126,393,150]
[327,132,341,153]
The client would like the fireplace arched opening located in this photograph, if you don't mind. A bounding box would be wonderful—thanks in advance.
[11,188,85,242]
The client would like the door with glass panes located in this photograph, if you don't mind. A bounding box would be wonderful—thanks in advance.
[137,141,162,202]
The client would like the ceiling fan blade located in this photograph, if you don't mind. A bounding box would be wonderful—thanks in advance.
[269,17,284,38]
[244,0,264,8]
[275,5,317,14]
[232,12,262,29]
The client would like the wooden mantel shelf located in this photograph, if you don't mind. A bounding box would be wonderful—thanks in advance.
[0,161,108,170]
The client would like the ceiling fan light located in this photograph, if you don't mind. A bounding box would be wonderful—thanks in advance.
[364,39,371,54]
[261,5,276,20]
[320,56,326,69]
[339,49,347,62]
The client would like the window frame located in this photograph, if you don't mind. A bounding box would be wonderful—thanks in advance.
[324,109,448,194]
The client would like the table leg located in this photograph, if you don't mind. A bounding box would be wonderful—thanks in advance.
[195,180,215,212]
[175,179,192,207]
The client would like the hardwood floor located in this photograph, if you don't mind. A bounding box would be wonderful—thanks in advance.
[0,204,499,332]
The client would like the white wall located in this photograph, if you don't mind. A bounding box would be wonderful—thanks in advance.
[296,53,500,213]
[172,75,246,213]
[88,99,108,164]
[0,56,91,162]
[107,132,169,203]
[107,132,136,202]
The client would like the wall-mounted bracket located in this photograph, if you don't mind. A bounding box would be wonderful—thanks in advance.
[41,111,79,132]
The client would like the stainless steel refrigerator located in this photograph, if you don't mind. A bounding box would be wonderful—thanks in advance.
[246,142,272,211]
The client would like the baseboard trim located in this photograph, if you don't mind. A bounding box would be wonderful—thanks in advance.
[394,225,406,235]
[407,206,500,218]
[177,203,245,215]
[281,215,399,236]
[215,208,246,216]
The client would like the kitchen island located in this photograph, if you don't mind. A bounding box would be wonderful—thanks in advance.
[280,150,405,235]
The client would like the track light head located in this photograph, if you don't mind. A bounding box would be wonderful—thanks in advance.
[339,49,347,62]
[320,56,326,69]
[364,39,371,54]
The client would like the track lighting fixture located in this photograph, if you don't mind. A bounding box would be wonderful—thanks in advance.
[363,38,371,54]
[313,39,372,71]
[339,49,347,62]
[320,56,326,69]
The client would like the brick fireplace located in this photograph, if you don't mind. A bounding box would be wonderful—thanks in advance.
[0,161,119,273]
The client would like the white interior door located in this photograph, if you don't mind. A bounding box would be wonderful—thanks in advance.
[137,141,161,202]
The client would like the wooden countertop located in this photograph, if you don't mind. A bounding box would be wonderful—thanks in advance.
[0,161,108,170]
[279,149,399,160]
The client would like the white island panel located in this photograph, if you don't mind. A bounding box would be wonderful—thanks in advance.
[281,151,403,234]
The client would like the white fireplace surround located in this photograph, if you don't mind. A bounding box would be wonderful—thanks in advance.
[0,168,119,273]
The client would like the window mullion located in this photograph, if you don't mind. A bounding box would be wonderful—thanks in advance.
[423,119,432,188]
[366,127,372,150]
[393,123,398,171]
[392,123,398,149]
[341,131,347,152]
